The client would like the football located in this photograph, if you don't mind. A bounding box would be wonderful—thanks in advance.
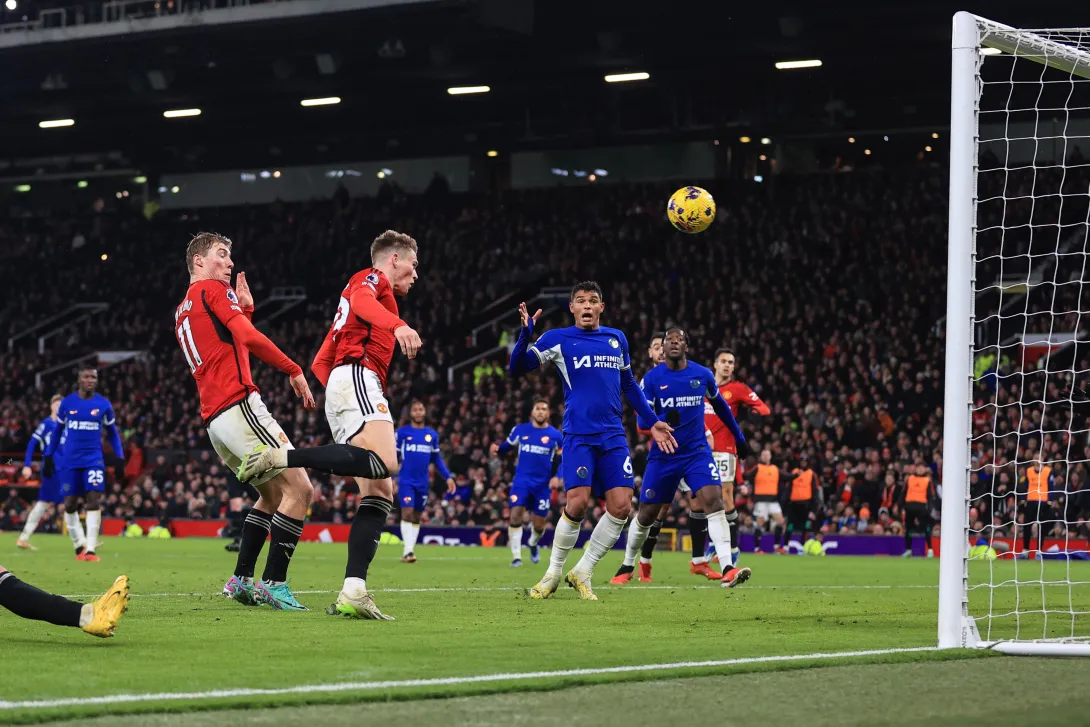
[666,186,716,234]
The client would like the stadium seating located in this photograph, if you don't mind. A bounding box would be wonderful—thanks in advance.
[2,168,1088,544]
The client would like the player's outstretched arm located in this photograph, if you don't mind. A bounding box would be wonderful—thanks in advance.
[348,286,420,359]
[708,393,749,457]
[508,302,543,376]
[225,316,303,378]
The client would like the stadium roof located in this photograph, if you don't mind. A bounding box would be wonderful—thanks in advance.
[0,0,1082,173]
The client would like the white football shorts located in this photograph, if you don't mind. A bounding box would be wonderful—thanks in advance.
[753,501,784,521]
[206,392,293,488]
[714,452,737,484]
[325,364,393,444]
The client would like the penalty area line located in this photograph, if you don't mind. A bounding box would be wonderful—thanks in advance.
[0,646,939,710]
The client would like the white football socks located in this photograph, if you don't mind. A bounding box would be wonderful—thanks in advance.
[400,521,416,556]
[64,511,86,551]
[545,513,581,577]
[528,527,543,547]
[343,576,367,597]
[509,526,523,561]
[85,510,101,553]
[706,510,733,570]
[19,501,48,541]
[623,518,651,567]
[573,511,626,575]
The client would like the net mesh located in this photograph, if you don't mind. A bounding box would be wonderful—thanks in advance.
[967,24,1090,643]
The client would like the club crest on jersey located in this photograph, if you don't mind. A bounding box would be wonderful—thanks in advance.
[278,432,289,444]
[425,434,432,442]
[608,338,619,348]
[646,489,655,499]
[725,391,733,400]
[541,435,550,444]
[690,379,700,388]
[227,289,239,305]
[377,403,389,414]
[365,272,380,285]
[576,466,589,479]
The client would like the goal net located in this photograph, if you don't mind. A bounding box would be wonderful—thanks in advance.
[941,12,1090,656]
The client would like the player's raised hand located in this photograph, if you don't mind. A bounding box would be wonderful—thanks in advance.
[518,302,542,330]
[394,324,422,359]
[290,373,316,410]
[650,420,677,454]
[234,272,254,308]
[446,477,457,495]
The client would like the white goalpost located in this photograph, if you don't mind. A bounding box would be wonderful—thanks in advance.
[941,11,1090,655]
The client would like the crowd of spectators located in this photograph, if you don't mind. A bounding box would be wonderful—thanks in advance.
[2,163,1089,549]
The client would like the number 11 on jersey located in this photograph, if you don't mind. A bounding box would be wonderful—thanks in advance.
[177,317,204,372]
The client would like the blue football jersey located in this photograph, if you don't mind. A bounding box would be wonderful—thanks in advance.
[52,393,120,468]
[25,417,62,468]
[396,426,452,486]
[501,423,562,483]
[529,326,633,436]
[641,361,720,460]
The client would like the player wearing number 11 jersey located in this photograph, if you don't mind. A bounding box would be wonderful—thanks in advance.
[176,232,318,611]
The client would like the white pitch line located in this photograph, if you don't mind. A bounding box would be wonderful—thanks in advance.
[58,584,940,599]
[0,646,939,710]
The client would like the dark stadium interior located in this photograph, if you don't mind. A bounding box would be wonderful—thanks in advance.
[2,2,1090,715]
[2,0,1089,542]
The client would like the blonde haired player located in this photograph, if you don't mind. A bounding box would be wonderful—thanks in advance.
[245,230,421,621]
[176,232,317,611]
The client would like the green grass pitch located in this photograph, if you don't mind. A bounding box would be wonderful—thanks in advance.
[1,533,1088,725]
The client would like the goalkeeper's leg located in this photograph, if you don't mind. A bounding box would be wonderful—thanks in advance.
[0,566,129,637]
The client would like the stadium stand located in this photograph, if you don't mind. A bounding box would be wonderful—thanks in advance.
[3,163,1087,544]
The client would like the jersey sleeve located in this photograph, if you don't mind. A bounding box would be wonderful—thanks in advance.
[349,276,407,332]
[704,369,720,399]
[430,432,453,480]
[200,281,246,326]
[619,331,632,370]
[528,330,563,367]
[56,397,69,425]
[101,400,116,427]
[740,383,772,416]
[310,326,337,387]
[24,422,46,466]
[498,426,519,455]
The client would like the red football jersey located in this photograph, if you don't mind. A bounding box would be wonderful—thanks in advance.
[175,279,258,422]
[328,268,404,389]
[705,380,770,454]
